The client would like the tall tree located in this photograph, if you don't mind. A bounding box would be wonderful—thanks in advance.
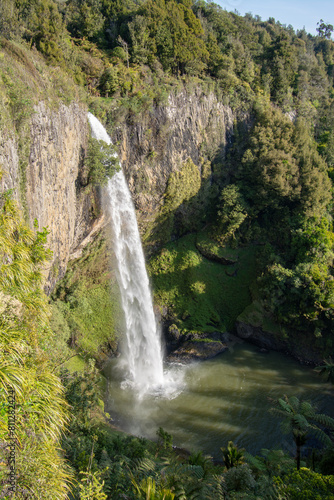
[270,395,334,470]
[317,20,334,39]
[241,105,300,215]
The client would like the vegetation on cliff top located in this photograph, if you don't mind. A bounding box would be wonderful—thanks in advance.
[1,0,334,498]
[1,0,334,121]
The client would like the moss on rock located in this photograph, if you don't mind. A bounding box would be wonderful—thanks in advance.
[51,232,122,363]
[144,157,218,249]
[164,158,201,212]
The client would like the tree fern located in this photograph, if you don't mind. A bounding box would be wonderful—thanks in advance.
[270,395,334,469]
[244,452,267,473]
[131,476,176,499]
[315,357,334,384]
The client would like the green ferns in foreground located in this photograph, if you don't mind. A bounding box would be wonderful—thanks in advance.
[1,177,334,499]
[0,179,72,497]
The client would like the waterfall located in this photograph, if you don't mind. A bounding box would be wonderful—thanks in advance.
[87,113,164,395]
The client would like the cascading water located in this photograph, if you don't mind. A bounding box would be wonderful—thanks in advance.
[87,113,165,395]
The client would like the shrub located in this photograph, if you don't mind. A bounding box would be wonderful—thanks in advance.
[274,468,334,499]
[224,464,256,492]
[85,137,120,186]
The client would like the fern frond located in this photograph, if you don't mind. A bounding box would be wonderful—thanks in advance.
[244,451,267,472]
[311,427,333,448]
[312,412,334,430]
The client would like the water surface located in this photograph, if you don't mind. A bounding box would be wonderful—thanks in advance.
[104,342,333,459]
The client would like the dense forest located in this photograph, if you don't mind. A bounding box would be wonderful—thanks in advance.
[1,0,334,498]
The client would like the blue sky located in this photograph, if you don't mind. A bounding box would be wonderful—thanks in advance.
[216,0,334,35]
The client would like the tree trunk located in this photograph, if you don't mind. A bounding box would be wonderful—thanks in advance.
[296,442,301,470]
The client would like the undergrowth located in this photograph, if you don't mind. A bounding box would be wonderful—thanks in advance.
[148,231,258,333]
[51,234,122,362]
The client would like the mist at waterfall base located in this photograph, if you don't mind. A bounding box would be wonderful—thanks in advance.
[87,112,183,398]
[104,343,332,458]
[88,113,332,458]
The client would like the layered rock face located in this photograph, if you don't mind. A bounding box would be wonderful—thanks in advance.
[115,89,235,238]
[0,101,104,292]
[1,89,236,292]
[0,134,20,198]
[26,102,92,291]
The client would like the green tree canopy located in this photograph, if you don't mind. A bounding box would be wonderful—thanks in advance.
[138,0,209,73]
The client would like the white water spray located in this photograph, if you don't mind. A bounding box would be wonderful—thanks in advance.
[87,113,165,395]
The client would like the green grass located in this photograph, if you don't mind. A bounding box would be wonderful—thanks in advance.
[64,354,87,373]
[148,232,258,333]
[51,234,122,361]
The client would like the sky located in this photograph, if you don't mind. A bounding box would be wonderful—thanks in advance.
[216,0,334,36]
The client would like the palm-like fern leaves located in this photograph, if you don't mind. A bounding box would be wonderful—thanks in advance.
[221,441,245,469]
[315,357,334,384]
[130,455,225,500]
[270,395,334,469]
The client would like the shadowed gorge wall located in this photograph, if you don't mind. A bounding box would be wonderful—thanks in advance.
[115,89,236,250]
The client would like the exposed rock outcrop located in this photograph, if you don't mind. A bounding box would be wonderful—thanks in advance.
[236,318,324,365]
[1,88,238,292]
[195,241,238,265]
[113,89,236,246]
[26,102,102,291]
[167,331,242,363]
[0,132,20,200]
[167,340,228,362]
[0,101,106,292]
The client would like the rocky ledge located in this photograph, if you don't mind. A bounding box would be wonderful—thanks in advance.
[195,242,238,265]
[236,320,324,365]
[167,340,228,362]
[167,331,242,363]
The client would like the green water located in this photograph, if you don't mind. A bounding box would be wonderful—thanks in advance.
[104,343,333,459]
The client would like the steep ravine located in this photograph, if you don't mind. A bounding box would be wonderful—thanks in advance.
[48,88,244,365]
[1,87,237,291]
[1,84,322,366]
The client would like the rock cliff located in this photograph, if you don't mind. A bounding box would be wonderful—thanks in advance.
[113,89,235,249]
[0,133,20,198]
[26,101,95,292]
[0,100,104,292]
[1,87,237,292]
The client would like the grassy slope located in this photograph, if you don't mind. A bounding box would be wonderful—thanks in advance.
[51,233,123,362]
[148,231,258,333]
